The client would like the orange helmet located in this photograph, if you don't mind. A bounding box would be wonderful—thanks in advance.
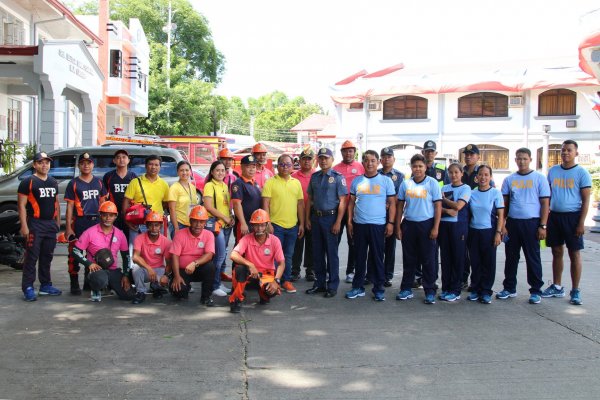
[189,205,209,221]
[341,140,357,150]
[145,211,163,223]
[249,209,270,224]
[99,201,118,214]
[219,148,234,159]
[252,143,268,153]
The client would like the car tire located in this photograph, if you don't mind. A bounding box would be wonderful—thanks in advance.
[0,203,17,214]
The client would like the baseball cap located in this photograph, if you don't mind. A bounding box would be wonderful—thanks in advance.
[240,155,258,165]
[317,148,334,158]
[33,152,53,162]
[300,149,315,159]
[462,144,480,154]
[380,147,394,157]
[78,153,93,163]
[114,149,129,157]
[423,141,437,151]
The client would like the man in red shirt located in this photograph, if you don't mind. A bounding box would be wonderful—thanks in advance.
[333,140,365,283]
[169,205,216,306]
[229,209,285,313]
[131,211,171,304]
[252,143,274,189]
[291,148,316,281]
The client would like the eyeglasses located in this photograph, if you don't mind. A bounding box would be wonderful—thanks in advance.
[279,163,293,168]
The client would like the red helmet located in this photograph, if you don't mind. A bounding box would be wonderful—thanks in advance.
[252,143,268,153]
[145,211,163,223]
[249,209,270,224]
[99,201,118,214]
[340,140,357,150]
[219,148,234,159]
[189,205,209,221]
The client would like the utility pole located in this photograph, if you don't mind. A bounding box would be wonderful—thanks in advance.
[163,1,176,126]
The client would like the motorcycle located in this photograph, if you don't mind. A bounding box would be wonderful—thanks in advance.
[0,210,25,270]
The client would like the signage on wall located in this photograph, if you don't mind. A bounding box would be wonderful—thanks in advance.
[58,49,93,79]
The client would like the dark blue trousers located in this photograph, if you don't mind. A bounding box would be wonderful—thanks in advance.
[338,210,356,275]
[400,219,437,295]
[367,233,397,281]
[439,221,468,295]
[503,218,543,294]
[22,219,59,291]
[353,223,386,294]
[311,214,341,291]
[468,228,496,296]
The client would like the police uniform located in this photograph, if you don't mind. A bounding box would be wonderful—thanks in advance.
[18,153,61,296]
[307,148,348,294]
[65,167,108,287]
[103,169,137,241]
[231,157,262,242]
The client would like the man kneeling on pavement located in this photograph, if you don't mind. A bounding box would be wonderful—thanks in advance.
[70,201,134,302]
[169,205,216,306]
[131,211,171,304]
[229,209,285,313]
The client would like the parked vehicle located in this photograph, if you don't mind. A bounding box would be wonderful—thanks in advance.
[0,210,25,269]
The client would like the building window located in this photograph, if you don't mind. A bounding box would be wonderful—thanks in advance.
[536,145,561,170]
[109,49,122,78]
[7,99,21,142]
[459,144,509,170]
[538,89,576,116]
[458,92,508,118]
[349,102,364,110]
[383,96,428,119]
[0,8,25,45]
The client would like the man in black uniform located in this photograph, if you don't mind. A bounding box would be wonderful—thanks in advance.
[17,152,62,301]
[65,153,108,295]
[103,149,136,243]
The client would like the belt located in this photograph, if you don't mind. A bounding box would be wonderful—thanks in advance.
[313,209,337,217]
[79,215,99,220]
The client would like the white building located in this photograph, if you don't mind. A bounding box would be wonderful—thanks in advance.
[0,0,103,155]
[330,62,600,173]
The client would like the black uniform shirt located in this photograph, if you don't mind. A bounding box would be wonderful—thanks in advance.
[17,175,59,220]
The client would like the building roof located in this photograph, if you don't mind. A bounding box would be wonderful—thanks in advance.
[290,114,337,132]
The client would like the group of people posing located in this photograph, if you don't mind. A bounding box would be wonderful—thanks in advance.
[17,139,591,312]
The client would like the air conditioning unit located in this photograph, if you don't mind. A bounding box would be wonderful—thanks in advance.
[509,95,524,107]
[368,101,382,111]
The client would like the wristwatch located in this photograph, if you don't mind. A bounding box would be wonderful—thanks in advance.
[275,278,281,285]
[539,224,547,229]
[387,221,394,225]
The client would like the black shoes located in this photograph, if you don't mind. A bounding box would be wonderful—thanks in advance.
[259,297,270,305]
[230,300,241,313]
[132,292,146,304]
[290,273,300,282]
[305,272,315,282]
[70,278,81,296]
[324,290,337,298]
[384,280,393,288]
[305,286,327,295]
[200,297,215,307]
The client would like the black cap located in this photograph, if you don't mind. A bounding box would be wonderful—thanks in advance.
[317,148,334,158]
[33,152,53,162]
[380,147,394,157]
[299,149,315,159]
[78,153,93,163]
[423,140,437,151]
[462,144,480,154]
[241,155,258,165]
[114,149,129,157]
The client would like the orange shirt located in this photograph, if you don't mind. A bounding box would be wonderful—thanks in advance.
[133,233,171,269]
[233,234,285,274]
[291,169,314,205]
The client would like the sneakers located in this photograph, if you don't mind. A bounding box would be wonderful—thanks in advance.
[373,292,385,302]
[282,281,297,293]
[480,294,492,304]
[70,279,82,296]
[412,278,422,289]
[230,300,241,313]
[496,290,517,300]
[445,293,460,302]
[39,284,62,296]
[396,289,413,301]
[132,292,146,304]
[219,284,231,294]
[290,273,300,282]
[384,280,392,288]
[345,287,366,299]
[528,294,541,304]
[438,291,449,300]
[212,288,228,297]
[200,297,215,307]
[570,289,582,305]
[424,294,436,304]
[90,290,102,302]
[23,286,37,302]
[345,273,354,283]
[541,284,565,298]
[467,292,479,302]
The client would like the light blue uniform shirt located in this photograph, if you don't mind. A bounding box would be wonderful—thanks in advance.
[501,170,550,219]
[547,164,592,212]
[398,176,442,222]
[307,169,348,211]
[469,187,504,229]
[441,183,471,223]
[350,174,396,225]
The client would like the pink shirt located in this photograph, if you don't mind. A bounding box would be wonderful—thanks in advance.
[291,169,315,205]
[233,233,285,274]
[170,228,215,269]
[255,166,275,190]
[76,225,128,270]
[133,233,172,269]
[333,161,365,197]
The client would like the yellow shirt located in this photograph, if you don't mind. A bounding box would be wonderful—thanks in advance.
[124,175,170,213]
[168,181,199,226]
[261,174,303,228]
[203,180,231,224]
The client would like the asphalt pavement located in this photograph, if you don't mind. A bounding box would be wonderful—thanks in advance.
[1,230,600,400]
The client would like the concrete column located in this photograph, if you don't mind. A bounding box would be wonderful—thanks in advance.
[39,97,64,152]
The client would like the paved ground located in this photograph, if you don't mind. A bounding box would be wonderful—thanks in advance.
[1,230,600,400]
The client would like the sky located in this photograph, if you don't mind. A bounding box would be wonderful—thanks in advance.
[194,0,599,110]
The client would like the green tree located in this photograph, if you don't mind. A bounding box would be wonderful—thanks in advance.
[222,97,251,136]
